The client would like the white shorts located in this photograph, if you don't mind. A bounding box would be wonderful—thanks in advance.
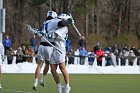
[37,45,53,63]
[50,48,66,64]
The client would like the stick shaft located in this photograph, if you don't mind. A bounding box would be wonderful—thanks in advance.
[72,24,81,36]
[42,37,62,54]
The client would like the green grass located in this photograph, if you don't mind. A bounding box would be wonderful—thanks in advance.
[1,74,140,93]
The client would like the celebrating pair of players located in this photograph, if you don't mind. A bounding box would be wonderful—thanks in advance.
[27,10,76,93]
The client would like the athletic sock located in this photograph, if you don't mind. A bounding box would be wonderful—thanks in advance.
[66,83,70,87]
[41,75,46,82]
[34,79,38,87]
[57,83,62,88]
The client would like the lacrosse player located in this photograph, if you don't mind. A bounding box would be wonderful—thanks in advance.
[27,10,60,91]
[28,12,78,93]
[34,13,73,93]
[46,14,75,93]
[0,42,4,89]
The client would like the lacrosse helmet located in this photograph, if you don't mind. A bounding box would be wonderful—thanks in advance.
[47,11,57,18]
[58,14,72,20]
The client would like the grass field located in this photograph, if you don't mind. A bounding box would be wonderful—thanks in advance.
[1,74,140,93]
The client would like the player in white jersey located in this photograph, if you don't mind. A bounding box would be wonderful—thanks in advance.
[48,14,73,93]
[0,42,4,89]
[29,10,61,91]
[28,13,73,93]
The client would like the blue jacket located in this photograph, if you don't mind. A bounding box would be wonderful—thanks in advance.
[88,53,95,62]
[79,48,88,56]
[3,38,11,47]
[66,39,71,52]
[30,38,37,47]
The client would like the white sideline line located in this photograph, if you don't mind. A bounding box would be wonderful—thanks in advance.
[2,89,32,93]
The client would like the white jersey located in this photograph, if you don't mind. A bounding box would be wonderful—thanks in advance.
[37,18,61,62]
[54,27,68,50]
[50,27,68,64]
[41,18,61,42]
[0,43,4,65]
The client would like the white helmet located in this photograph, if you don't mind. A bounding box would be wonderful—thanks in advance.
[47,11,57,18]
[58,14,72,20]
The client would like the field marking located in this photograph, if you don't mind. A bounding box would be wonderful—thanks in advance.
[2,89,32,93]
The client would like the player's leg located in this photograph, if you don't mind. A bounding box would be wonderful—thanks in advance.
[39,46,53,87]
[33,61,43,90]
[40,61,49,86]
[50,64,63,93]
[59,62,71,93]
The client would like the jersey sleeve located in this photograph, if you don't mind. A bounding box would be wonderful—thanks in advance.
[54,27,68,40]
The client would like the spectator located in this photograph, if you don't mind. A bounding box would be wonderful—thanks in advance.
[111,44,121,65]
[67,48,74,64]
[30,34,38,54]
[128,50,136,66]
[111,43,118,53]
[130,46,139,56]
[3,35,12,55]
[79,47,88,65]
[21,45,26,62]
[78,36,86,48]
[88,52,95,65]
[6,47,15,64]
[16,47,24,64]
[66,38,73,64]
[95,46,105,66]
[104,47,113,66]
[123,44,129,51]
[25,46,35,63]
[119,49,129,66]
[66,38,72,53]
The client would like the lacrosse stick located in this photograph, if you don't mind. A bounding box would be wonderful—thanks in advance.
[69,14,82,36]
[26,25,63,54]
[72,24,82,36]
[42,36,62,54]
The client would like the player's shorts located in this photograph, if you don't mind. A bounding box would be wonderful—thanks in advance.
[50,48,66,64]
[37,44,53,63]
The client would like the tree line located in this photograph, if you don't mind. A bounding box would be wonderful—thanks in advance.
[3,0,140,49]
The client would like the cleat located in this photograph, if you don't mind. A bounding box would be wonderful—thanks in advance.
[64,86,71,93]
[57,85,65,93]
[57,86,62,93]
[40,79,45,87]
[40,83,45,87]
[32,86,37,91]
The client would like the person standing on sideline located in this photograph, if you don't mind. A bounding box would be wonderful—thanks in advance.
[79,47,88,65]
[3,35,11,55]
[30,34,38,54]
[6,47,15,64]
[78,36,86,49]
[0,42,5,89]
[25,46,35,63]
[95,46,105,66]
[16,47,24,64]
